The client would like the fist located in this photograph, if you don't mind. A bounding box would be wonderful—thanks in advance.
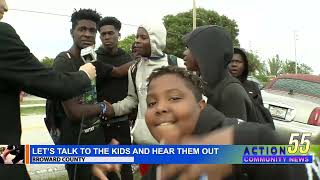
[79,63,96,80]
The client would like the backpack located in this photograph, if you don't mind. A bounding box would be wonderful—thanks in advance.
[212,77,275,129]
[248,92,275,129]
[127,54,178,126]
[45,98,64,144]
[44,52,75,144]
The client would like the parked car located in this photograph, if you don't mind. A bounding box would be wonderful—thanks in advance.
[262,74,320,138]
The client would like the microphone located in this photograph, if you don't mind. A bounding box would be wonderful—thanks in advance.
[80,46,97,64]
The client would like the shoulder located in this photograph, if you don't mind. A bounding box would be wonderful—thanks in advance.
[53,52,74,72]
[223,81,248,99]
[244,80,259,87]
[243,80,261,92]
[0,22,15,33]
[0,22,21,41]
[54,52,72,64]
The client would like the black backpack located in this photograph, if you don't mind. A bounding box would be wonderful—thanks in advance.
[128,54,178,126]
[44,52,74,144]
[247,92,275,129]
[212,77,275,129]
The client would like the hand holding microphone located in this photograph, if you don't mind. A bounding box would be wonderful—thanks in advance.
[79,46,97,80]
[79,63,96,80]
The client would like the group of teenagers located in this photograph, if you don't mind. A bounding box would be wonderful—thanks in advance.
[0,0,319,179]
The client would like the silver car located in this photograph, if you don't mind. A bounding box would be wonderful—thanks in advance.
[261,74,320,138]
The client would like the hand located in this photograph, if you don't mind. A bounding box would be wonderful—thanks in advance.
[79,63,96,80]
[92,164,121,180]
[160,127,234,180]
[91,139,121,180]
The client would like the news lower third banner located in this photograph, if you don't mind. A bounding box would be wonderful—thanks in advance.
[19,145,319,164]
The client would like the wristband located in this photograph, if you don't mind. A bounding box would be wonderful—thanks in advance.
[99,102,107,115]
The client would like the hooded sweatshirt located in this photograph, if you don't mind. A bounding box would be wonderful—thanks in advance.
[112,21,184,144]
[183,25,256,121]
[232,48,263,105]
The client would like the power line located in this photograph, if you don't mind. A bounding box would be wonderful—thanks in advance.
[10,8,182,36]
[10,8,69,17]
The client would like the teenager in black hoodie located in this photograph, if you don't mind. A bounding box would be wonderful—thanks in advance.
[228,48,263,105]
[96,17,133,180]
[182,25,256,122]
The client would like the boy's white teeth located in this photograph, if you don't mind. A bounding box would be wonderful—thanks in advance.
[159,122,172,126]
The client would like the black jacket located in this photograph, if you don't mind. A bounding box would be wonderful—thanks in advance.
[183,25,256,121]
[0,22,92,179]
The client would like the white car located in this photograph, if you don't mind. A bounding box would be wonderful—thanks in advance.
[261,74,320,138]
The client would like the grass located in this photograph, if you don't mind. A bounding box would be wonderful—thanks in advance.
[21,106,45,116]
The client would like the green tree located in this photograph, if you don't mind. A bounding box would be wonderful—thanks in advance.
[246,50,270,83]
[163,8,239,57]
[268,54,283,76]
[246,50,264,76]
[298,63,313,74]
[281,60,313,74]
[41,57,54,67]
[118,34,135,53]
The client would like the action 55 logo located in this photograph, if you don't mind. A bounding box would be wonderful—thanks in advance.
[288,132,312,154]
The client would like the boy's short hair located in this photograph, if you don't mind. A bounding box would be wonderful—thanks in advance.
[71,9,101,30]
[97,16,122,32]
[147,66,206,101]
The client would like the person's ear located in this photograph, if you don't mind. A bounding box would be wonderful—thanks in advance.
[70,29,73,38]
[198,99,206,112]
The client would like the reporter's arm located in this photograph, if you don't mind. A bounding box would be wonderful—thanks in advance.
[0,22,91,100]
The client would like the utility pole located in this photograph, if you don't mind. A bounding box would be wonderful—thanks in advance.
[294,31,298,74]
[193,0,197,30]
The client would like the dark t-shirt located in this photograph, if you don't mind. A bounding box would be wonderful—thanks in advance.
[96,47,132,103]
[53,51,112,145]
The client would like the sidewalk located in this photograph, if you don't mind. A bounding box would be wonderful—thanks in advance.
[21,115,68,179]
[20,104,45,108]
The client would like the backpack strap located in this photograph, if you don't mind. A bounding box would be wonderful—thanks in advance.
[167,54,178,66]
[130,59,141,97]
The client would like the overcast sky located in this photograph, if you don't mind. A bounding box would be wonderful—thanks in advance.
[2,0,320,74]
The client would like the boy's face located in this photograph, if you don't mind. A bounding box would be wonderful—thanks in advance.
[71,19,97,49]
[146,74,206,142]
[135,27,151,57]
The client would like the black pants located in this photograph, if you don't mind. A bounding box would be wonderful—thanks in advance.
[104,120,133,180]
[0,165,30,180]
